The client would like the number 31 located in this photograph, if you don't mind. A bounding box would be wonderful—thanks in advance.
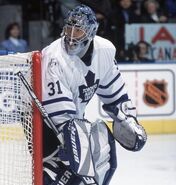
[47,80,62,96]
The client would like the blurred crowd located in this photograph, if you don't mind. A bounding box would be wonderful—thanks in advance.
[0,0,176,62]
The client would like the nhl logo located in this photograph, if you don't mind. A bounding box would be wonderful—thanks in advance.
[143,80,168,107]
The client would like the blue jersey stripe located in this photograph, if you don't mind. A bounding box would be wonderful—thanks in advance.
[97,83,125,98]
[48,110,76,118]
[104,94,129,106]
[99,73,121,89]
[128,107,136,110]
[42,97,73,106]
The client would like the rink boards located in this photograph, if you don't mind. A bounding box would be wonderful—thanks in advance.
[85,63,176,134]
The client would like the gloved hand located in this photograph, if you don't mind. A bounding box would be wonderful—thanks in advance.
[103,100,147,151]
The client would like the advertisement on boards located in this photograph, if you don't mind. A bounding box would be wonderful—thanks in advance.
[125,24,176,62]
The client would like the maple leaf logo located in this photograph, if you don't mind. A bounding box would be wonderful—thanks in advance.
[79,71,99,103]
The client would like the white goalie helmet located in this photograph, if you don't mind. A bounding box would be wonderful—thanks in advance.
[61,5,99,55]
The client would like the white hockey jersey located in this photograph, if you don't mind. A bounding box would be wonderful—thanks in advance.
[42,35,128,126]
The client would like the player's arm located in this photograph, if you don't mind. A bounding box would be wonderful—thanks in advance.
[42,49,77,127]
[96,47,147,152]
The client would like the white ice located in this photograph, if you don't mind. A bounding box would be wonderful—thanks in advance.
[110,134,176,185]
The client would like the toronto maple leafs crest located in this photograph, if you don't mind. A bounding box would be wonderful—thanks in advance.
[79,71,99,103]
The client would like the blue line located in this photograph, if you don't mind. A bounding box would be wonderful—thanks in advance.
[48,110,76,118]
[42,97,73,106]
[97,83,125,98]
[99,73,121,89]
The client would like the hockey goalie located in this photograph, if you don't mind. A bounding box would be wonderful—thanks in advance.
[42,4,147,185]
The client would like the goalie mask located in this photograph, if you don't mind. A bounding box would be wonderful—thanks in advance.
[61,5,99,56]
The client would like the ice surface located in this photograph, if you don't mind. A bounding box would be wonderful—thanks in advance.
[110,134,176,185]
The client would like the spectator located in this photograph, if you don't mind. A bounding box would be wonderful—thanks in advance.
[111,0,140,60]
[142,0,168,23]
[0,22,28,53]
[133,41,154,63]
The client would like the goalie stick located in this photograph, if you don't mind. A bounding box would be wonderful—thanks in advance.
[16,71,59,137]
[16,71,98,185]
